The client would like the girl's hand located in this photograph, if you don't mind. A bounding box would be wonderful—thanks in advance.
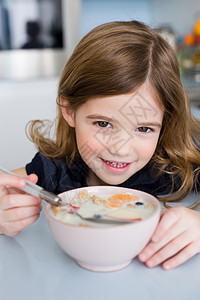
[138,206,200,270]
[0,173,42,237]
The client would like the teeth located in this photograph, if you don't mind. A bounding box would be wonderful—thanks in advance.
[104,159,128,168]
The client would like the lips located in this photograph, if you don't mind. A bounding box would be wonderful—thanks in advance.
[101,158,129,168]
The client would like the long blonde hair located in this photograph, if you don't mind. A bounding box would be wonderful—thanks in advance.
[27,20,200,205]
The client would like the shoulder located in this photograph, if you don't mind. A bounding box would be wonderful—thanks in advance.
[26,152,57,177]
[26,153,65,192]
[25,152,88,193]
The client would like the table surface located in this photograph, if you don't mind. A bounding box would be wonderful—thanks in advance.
[1,193,200,300]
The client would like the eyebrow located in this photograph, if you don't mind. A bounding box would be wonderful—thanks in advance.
[86,114,114,122]
[87,114,162,128]
[137,122,162,128]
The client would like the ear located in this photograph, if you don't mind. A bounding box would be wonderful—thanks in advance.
[60,98,75,127]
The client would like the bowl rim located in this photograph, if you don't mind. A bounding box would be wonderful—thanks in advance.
[44,186,161,231]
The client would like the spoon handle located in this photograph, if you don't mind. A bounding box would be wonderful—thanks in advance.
[0,166,61,206]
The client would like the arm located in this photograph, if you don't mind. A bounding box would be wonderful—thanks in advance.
[138,206,200,270]
[0,167,42,237]
[13,167,27,176]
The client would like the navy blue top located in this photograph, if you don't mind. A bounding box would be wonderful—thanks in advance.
[26,152,182,196]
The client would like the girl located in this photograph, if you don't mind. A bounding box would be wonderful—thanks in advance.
[1,20,200,270]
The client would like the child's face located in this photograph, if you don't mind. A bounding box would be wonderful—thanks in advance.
[63,83,163,185]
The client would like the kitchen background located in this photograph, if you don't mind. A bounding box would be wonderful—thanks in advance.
[0,0,200,169]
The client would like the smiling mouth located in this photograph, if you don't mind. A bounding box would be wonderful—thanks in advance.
[101,158,129,168]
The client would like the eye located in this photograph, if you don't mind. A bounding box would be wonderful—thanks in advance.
[95,121,112,128]
[136,126,152,133]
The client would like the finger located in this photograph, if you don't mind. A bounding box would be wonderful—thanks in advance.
[138,223,185,262]
[0,174,25,188]
[0,174,25,196]
[151,208,182,243]
[0,186,9,196]
[8,230,22,237]
[7,173,39,195]
[2,214,40,237]
[0,194,41,210]
[145,232,190,268]
[162,242,199,270]
[1,205,42,222]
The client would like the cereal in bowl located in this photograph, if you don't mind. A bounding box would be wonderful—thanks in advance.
[51,189,155,226]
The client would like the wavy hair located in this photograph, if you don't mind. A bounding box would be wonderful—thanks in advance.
[27,20,200,206]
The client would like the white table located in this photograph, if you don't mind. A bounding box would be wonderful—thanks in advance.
[1,193,200,300]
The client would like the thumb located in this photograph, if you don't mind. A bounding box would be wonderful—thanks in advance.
[26,173,38,184]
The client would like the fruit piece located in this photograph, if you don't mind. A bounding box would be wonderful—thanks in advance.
[104,193,140,208]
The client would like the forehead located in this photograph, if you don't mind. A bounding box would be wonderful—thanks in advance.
[78,84,163,124]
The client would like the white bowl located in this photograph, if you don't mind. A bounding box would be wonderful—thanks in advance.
[45,186,160,272]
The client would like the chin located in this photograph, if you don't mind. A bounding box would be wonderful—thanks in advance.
[98,176,128,186]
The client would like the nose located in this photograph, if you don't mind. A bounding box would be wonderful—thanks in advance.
[107,130,134,157]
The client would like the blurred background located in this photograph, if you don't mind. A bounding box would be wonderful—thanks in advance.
[0,0,200,169]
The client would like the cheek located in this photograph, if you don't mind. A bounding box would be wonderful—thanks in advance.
[136,139,158,160]
[76,128,104,158]
[76,130,90,154]
[76,130,88,146]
